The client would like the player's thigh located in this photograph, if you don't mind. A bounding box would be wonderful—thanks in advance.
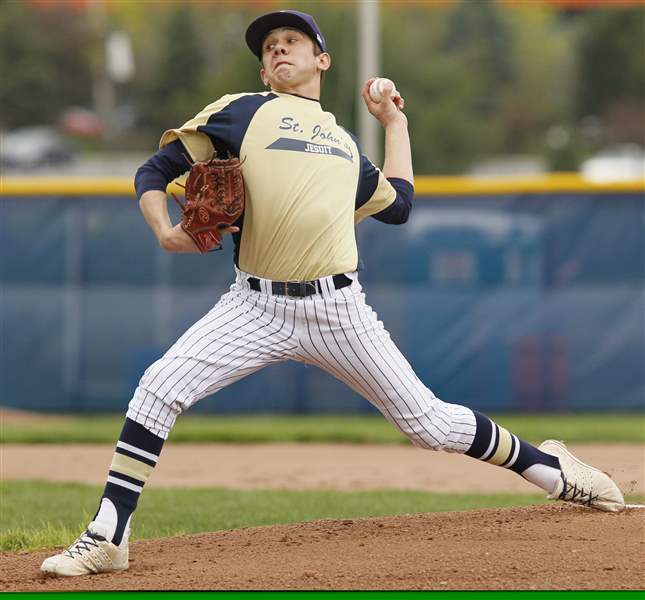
[300,290,472,450]
[137,290,298,408]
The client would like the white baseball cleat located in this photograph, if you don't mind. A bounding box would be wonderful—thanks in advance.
[40,521,129,577]
[539,439,625,513]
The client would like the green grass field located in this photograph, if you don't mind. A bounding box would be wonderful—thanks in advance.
[3,481,643,553]
[1,480,550,552]
[2,413,644,444]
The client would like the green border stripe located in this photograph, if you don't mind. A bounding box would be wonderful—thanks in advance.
[2,592,643,598]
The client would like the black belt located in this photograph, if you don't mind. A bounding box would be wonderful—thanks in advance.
[248,274,352,298]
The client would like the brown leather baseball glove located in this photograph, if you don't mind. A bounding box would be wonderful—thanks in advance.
[172,157,245,253]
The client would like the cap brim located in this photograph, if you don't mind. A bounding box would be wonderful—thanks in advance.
[245,12,321,59]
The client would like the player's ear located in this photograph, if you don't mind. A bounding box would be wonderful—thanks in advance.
[260,67,269,87]
[317,52,331,73]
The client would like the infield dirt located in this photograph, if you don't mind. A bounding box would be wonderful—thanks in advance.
[3,442,643,494]
[2,505,644,591]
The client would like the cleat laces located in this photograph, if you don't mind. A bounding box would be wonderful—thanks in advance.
[557,475,599,507]
[63,530,106,559]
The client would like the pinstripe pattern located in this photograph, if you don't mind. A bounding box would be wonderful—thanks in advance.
[127,271,476,451]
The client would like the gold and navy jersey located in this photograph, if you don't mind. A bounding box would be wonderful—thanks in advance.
[137,91,412,281]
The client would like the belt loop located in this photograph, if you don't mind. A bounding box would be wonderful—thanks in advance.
[260,278,272,296]
[319,275,333,299]
[238,268,251,291]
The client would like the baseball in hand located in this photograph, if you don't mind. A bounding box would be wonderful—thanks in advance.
[369,78,397,103]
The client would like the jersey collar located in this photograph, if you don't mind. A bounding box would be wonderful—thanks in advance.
[274,91,321,103]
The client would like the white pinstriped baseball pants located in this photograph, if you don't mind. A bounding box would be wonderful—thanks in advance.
[127,269,477,452]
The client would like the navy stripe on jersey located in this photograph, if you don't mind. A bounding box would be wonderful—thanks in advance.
[197,93,278,158]
[231,211,245,268]
[355,154,380,209]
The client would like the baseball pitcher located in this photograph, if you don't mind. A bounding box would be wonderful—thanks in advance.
[41,10,625,577]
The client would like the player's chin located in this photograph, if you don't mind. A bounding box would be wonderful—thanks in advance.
[273,75,298,90]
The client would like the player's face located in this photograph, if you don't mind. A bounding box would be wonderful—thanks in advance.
[260,27,329,92]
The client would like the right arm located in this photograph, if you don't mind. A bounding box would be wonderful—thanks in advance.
[135,140,200,252]
[361,79,414,224]
[134,140,238,253]
[138,190,199,253]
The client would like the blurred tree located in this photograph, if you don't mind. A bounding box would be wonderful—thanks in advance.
[441,0,514,116]
[382,4,504,173]
[5,1,641,173]
[138,6,207,138]
[576,8,645,145]
[0,2,93,130]
[308,3,358,130]
[499,6,574,154]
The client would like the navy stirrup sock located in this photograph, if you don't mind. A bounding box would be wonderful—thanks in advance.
[93,418,165,545]
[466,410,561,492]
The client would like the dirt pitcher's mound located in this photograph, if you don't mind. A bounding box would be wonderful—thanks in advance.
[2,505,644,591]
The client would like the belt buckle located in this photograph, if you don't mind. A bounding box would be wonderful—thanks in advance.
[283,281,316,297]
[283,281,303,297]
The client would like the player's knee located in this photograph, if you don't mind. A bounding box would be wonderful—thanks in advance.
[392,396,473,453]
[127,385,185,438]
[392,417,444,451]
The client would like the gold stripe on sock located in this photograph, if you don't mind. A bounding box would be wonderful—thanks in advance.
[488,426,513,466]
[110,453,153,482]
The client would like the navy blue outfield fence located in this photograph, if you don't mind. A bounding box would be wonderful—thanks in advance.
[1,175,643,414]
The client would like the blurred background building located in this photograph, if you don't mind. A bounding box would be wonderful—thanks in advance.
[1,0,643,414]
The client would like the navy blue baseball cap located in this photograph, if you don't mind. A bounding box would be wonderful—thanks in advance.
[245,10,328,60]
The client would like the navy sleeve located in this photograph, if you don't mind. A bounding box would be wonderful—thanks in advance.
[134,140,192,199]
[371,177,414,224]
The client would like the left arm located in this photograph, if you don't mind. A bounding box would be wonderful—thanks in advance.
[361,78,413,184]
[355,79,414,224]
[382,117,413,184]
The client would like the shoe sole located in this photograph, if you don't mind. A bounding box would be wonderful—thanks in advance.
[41,566,128,578]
